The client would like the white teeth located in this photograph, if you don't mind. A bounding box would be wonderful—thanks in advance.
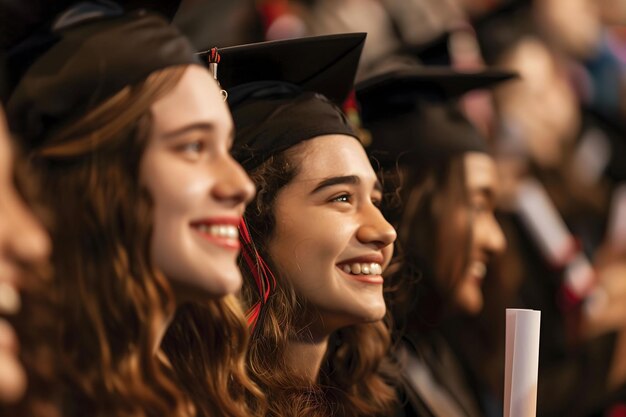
[341,262,383,276]
[471,262,487,279]
[196,224,238,239]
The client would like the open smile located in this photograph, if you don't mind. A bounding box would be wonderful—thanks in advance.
[336,261,384,284]
[190,218,241,251]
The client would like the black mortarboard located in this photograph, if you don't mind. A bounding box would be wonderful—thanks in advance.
[0,0,182,50]
[6,0,197,149]
[201,33,366,105]
[403,31,453,67]
[203,33,366,171]
[357,66,516,168]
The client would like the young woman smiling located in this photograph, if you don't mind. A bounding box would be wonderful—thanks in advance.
[357,67,512,417]
[5,2,260,416]
[214,34,399,417]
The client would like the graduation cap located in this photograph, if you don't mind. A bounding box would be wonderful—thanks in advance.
[403,30,453,67]
[356,66,516,169]
[200,33,366,171]
[199,32,366,105]
[200,34,366,331]
[6,0,197,149]
[0,0,182,50]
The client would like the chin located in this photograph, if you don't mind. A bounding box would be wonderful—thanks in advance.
[460,295,483,316]
[173,268,242,301]
[355,302,387,323]
[203,271,243,297]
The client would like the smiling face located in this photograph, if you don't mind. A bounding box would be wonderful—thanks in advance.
[267,135,396,334]
[0,106,50,402]
[451,152,506,315]
[140,66,255,301]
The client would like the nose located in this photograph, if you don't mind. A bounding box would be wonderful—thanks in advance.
[356,204,397,249]
[211,153,256,206]
[0,191,50,272]
[477,214,507,257]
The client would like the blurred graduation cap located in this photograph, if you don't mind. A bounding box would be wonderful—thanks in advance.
[200,33,366,171]
[472,0,535,64]
[6,0,197,149]
[357,66,516,168]
[402,31,453,66]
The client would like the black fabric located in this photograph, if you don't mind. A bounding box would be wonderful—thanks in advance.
[395,333,486,417]
[356,66,515,170]
[203,33,366,105]
[6,1,198,148]
[0,0,182,50]
[357,67,515,109]
[215,34,365,170]
[364,100,488,169]
[230,82,358,171]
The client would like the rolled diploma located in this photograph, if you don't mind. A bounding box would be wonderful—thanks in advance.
[504,309,541,417]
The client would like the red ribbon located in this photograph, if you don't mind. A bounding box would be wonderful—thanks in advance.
[239,218,276,331]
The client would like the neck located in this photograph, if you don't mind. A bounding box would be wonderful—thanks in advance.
[285,332,330,383]
[154,309,174,356]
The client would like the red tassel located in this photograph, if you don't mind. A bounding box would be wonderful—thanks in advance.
[239,218,276,331]
[207,47,221,64]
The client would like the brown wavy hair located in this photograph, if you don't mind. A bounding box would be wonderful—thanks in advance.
[383,156,472,331]
[19,65,260,417]
[239,147,398,417]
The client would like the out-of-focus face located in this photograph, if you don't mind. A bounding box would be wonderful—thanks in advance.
[267,135,396,335]
[600,0,626,24]
[141,65,255,301]
[537,0,602,58]
[495,38,580,169]
[0,106,50,403]
[452,152,506,315]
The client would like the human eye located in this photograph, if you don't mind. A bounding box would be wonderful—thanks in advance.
[172,138,209,161]
[178,140,204,154]
[329,193,352,204]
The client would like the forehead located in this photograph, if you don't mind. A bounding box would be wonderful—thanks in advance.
[150,65,232,133]
[464,152,497,193]
[292,135,376,183]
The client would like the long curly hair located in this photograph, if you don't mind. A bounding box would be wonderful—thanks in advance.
[383,156,472,332]
[239,146,398,417]
[18,65,259,417]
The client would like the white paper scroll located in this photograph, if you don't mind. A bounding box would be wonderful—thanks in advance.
[504,309,541,417]
[514,179,574,267]
[514,179,596,300]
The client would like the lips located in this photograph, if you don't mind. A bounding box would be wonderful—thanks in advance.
[190,217,241,250]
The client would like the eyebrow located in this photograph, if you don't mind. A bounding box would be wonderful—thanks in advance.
[161,122,218,140]
[310,175,383,194]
